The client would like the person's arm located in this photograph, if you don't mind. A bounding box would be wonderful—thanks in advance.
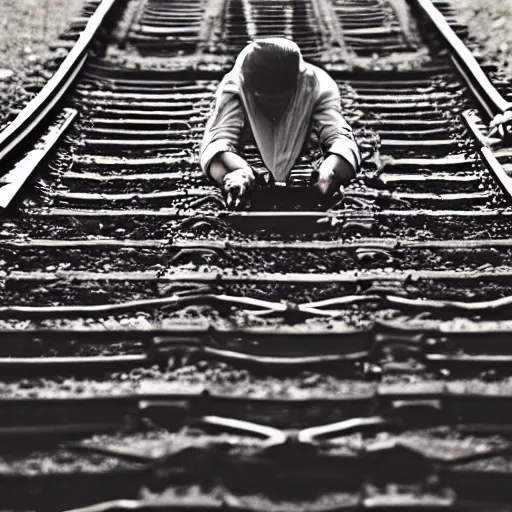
[311,70,361,195]
[209,151,252,186]
[199,80,255,208]
[200,78,251,182]
[210,152,255,208]
[316,153,355,195]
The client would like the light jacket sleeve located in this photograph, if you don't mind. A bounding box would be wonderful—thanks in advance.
[199,77,246,176]
[311,69,361,174]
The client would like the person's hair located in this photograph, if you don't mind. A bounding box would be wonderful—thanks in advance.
[241,38,301,94]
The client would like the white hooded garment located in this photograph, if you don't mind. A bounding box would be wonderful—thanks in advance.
[199,40,361,183]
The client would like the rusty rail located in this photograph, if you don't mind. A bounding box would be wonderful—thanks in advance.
[409,0,512,121]
[0,0,120,165]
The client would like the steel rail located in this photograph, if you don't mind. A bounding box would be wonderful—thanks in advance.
[3,321,512,370]
[31,208,512,220]
[0,287,211,318]
[2,290,512,321]
[154,329,512,370]
[409,0,512,120]
[0,355,150,375]
[3,327,512,376]
[399,1,512,205]
[0,108,77,209]
[462,109,512,202]
[0,0,120,165]
[4,320,512,343]
[3,390,512,439]
[55,494,505,512]
[0,294,373,319]
[0,422,118,440]
[51,189,492,205]
[6,268,512,283]
[6,237,512,249]
[162,346,371,369]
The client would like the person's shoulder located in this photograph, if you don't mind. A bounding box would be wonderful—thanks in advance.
[303,62,338,94]
[217,69,242,96]
[303,62,338,98]
[305,62,336,83]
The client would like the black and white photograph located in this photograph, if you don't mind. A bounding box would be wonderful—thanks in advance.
[0,0,512,509]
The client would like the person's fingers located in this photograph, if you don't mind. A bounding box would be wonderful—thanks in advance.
[223,169,255,210]
[226,189,235,208]
[316,165,330,194]
[309,169,319,187]
[316,175,332,195]
[234,184,247,210]
[235,195,249,210]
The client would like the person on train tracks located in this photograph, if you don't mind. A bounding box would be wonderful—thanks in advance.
[199,37,361,209]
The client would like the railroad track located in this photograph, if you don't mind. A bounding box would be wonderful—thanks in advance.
[2,0,512,509]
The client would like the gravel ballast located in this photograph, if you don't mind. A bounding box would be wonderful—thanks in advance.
[0,0,83,128]
[450,0,512,76]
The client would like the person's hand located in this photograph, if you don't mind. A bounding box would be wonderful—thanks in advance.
[223,167,255,210]
[332,184,346,207]
[316,166,338,196]
[315,155,355,196]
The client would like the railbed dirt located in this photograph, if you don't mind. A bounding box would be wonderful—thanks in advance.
[451,0,512,77]
[2,426,510,473]
[0,0,83,129]
[4,371,512,400]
